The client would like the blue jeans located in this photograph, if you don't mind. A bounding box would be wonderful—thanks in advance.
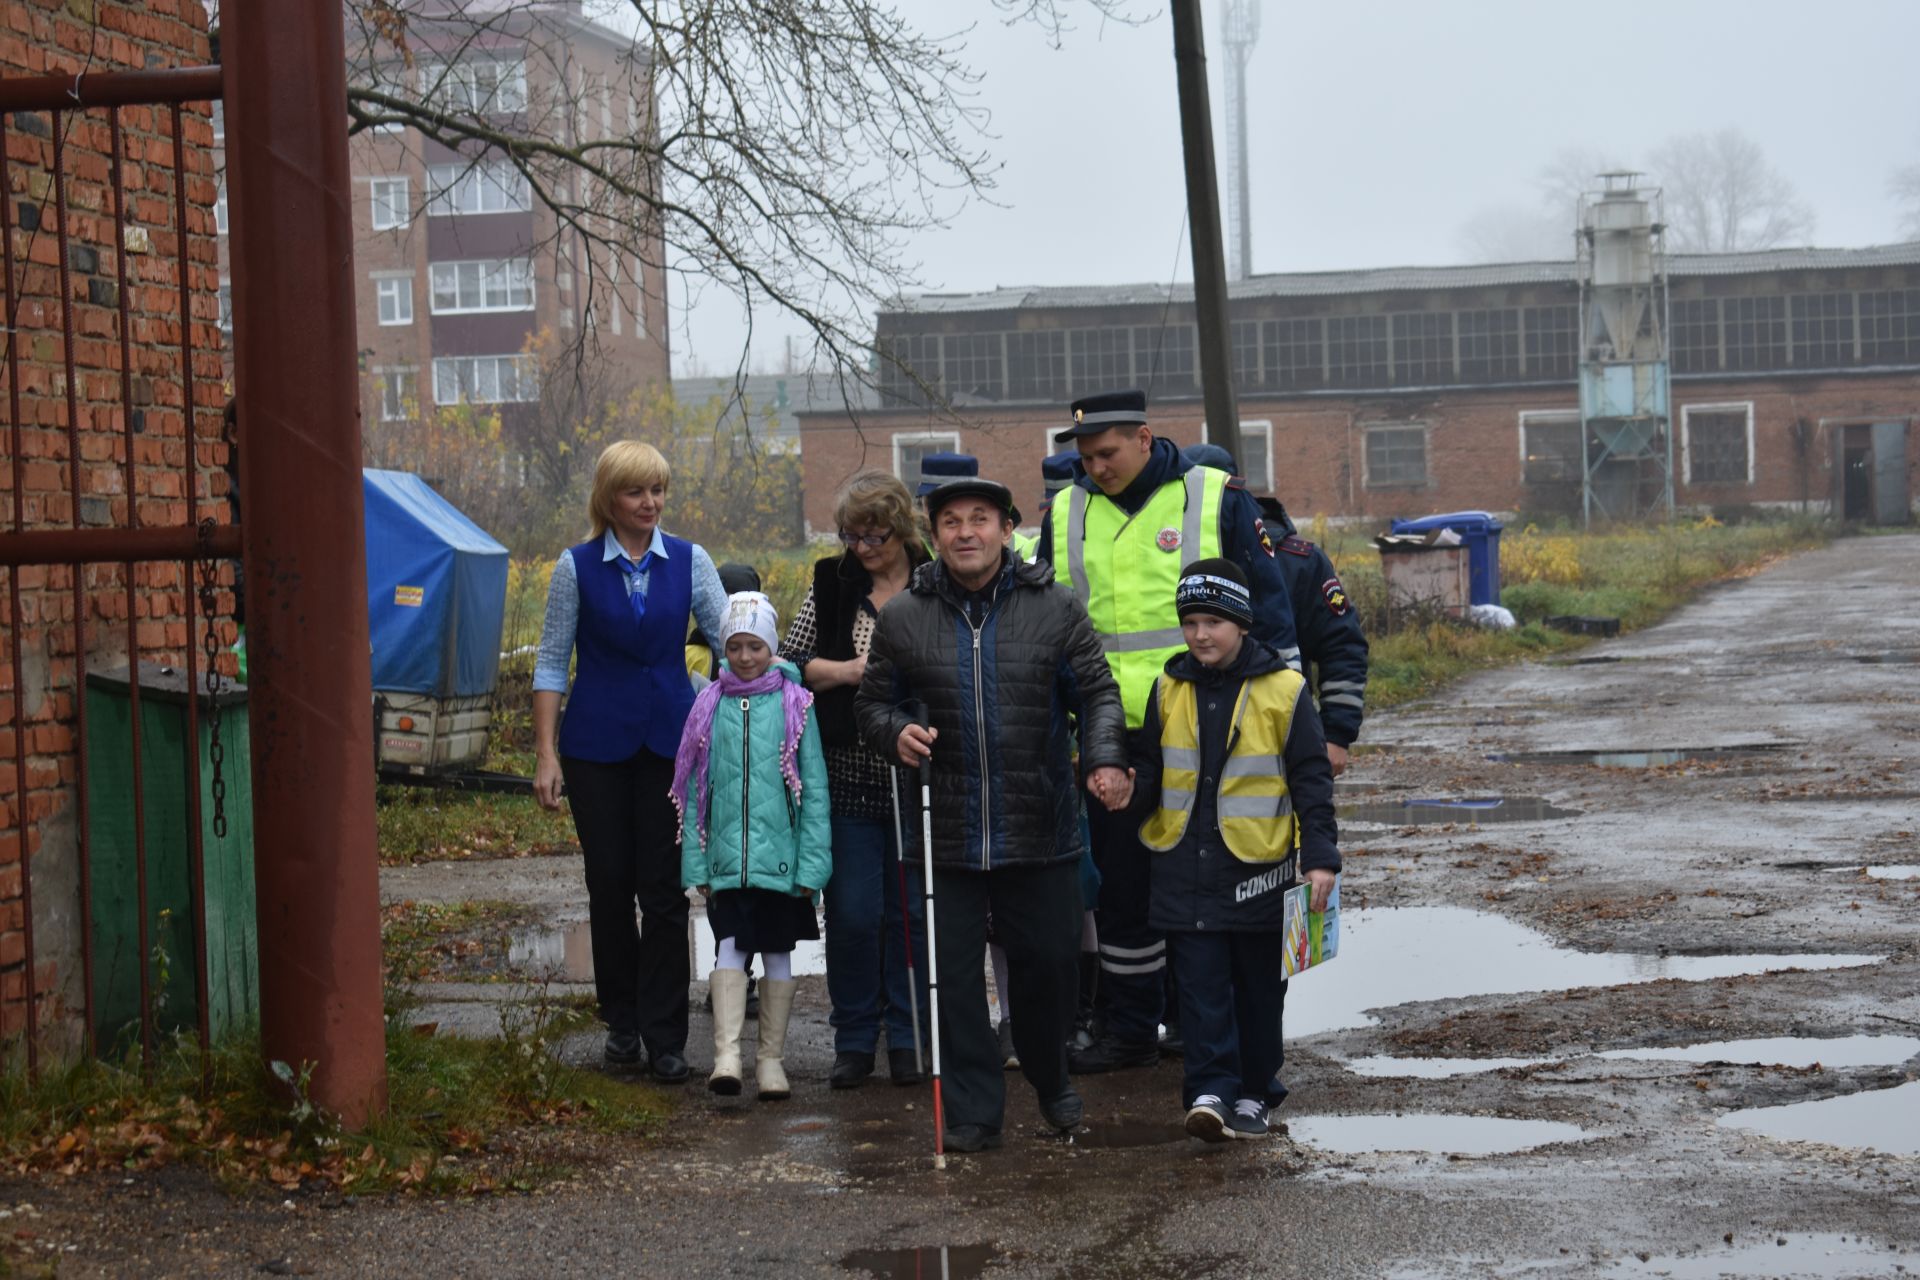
[825,815,930,1055]
[1167,930,1289,1108]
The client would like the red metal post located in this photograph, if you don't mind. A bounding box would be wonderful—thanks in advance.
[0,109,32,1073]
[224,5,388,1123]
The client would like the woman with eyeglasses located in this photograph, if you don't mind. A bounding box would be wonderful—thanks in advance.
[780,468,933,1089]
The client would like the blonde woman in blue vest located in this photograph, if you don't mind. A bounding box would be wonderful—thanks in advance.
[531,441,728,1083]
[1127,558,1339,1141]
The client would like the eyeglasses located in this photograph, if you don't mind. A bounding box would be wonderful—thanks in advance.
[838,529,894,549]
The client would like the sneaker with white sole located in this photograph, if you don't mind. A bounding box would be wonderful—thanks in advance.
[1184,1094,1229,1143]
[1226,1097,1269,1139]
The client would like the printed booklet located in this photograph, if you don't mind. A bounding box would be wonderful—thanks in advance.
[1281,877,1340,978]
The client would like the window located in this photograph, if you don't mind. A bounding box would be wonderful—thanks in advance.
[375,275,413,326]
[1326,315,1388,387]
[1133,323,1195,394]
[892,432,961,494]
[1068,327,1130,388]
[1682,403,1753,486]
[1209,419,1272,494]
[217,280,232,334]
[211,100,224,141]
[1860,289,1920,364]
[1391,311,1452,385]
[1523,305,1577,379]
[418,59,529,115]
[214,175,228,235]
[1458,309,1521,382]
[942,332,1004,401]
[876,332,940,407]
[1790,293,1854,367]
[1365,424,1427,488]
[1231,320,1264,390]
[1268,317,1324,390]
[426,161,533,216]
[370,176,409,230]
[1008,330,1066,401]
[361,65,409,133]
[1519,411,1582,485]
[1722,296,1785,371]
[429,258,534,313]
[432,355,539,405]
[377,368,418,421]
[1670,298,1720,373]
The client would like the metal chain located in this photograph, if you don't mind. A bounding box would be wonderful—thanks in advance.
[195,517,228,839]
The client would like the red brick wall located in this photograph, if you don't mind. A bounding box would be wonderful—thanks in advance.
[1,0,220,1052]
[799,371,1920,534]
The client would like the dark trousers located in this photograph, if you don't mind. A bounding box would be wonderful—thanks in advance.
[1086,794,1164,1045]
[825,814,930,1055]
[933,859,1081,1134]
[562,749,689,1055]
[1166,930,1288,1108]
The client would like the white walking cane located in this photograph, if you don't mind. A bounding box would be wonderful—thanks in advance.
[913,725,947,1170]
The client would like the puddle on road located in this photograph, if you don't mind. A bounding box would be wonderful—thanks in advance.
[1853,651,1920,665]
[1865,865,1920,880]
[1486,744,1794,768]
[841,1244,1000,1279]
[507,912,828,982]
[1286,1113,1590,1156]
[1283,907,1881,1038]
[1720,1079,1920,1157]
[1597,1233,1910,1278]
[1344,1035,1920,1079]
[1339,796,1581,826]
[1068,1121,1189,1149]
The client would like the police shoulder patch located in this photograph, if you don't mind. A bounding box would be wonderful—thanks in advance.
[1279,535,1314,558]
[1224,475,1247,491]
[1321,576,1350,616]
[1253,517,1276,557]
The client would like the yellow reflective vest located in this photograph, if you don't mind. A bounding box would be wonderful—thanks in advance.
[1138,667,1304,863]
[1048,467,1227,728]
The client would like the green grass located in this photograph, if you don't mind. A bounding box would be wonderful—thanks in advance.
[1303,515,1833,712]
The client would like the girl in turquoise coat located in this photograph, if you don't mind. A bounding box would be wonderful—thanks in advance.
[671,592,832,1099]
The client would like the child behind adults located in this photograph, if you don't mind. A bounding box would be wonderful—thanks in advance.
[672,592,832,1100]
[1126,558,1339,1141]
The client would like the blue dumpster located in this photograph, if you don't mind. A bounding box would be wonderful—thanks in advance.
[1389,511,1503,606]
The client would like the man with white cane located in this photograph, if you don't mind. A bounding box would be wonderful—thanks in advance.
[856,479,1130,1155]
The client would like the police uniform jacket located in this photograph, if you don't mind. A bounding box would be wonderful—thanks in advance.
[1257,497,1370,748]
[1129,638,1340,934]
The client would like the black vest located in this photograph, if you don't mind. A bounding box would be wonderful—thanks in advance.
[809,546,925,749]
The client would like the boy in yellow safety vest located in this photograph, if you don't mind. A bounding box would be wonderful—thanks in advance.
[1126,557,1340,1141]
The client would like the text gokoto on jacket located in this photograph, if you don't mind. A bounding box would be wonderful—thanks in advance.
[680,661,833,897]
[854,552,1127,872]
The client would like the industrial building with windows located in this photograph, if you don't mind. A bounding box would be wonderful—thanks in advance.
[795,240,1919,533]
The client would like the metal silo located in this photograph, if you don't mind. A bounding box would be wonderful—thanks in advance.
[1577,174,1673,524]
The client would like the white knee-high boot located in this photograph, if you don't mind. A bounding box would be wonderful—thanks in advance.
[708,968,748,1095]
[755,977,797,1101]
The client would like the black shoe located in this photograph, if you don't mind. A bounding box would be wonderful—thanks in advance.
[888,1047,924,1086]
[943,1124,1003,1154]
[603,1030,642,1067]
[649,1049,690,1084]
[1069,1032,1159,1075]
[1158,1021,1184,1057]
[830,1050,874,1090]
[1038,1087,1083,1133]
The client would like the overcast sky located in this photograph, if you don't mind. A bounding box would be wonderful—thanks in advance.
[668,0,1920,377]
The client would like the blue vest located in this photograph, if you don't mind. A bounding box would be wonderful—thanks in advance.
[557,534,696,763]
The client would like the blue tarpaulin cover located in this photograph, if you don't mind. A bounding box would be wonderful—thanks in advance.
[363,469,510,698]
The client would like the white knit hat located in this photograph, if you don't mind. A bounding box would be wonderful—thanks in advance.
[721,590,780,653]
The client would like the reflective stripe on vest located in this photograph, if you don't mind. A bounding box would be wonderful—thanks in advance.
[1051,467,1227,727]
[1138,668,1304,863]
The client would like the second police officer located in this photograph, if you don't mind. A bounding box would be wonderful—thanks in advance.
[1035,388,1302,1073]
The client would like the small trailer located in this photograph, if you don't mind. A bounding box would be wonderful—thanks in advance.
[364,469,511,778]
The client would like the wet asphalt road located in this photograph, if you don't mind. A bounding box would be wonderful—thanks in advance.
[8,533,1920,1278]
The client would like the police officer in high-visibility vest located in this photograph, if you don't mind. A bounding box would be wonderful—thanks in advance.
[1034,388,1301,1073]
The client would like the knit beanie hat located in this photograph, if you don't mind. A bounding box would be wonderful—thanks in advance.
[721,590,780,652]
[1176,558,1253,628]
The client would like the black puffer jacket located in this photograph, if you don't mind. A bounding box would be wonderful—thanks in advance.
[855,551,1127,871]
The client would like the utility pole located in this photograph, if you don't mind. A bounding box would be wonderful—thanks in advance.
[1171,0,1241,465]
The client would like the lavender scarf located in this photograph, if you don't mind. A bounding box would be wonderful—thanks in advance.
[669,661,814,848]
